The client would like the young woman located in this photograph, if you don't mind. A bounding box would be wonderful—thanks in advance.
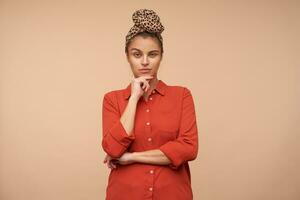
[102,9,199,200]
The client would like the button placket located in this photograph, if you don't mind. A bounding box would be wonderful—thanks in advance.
[144,103,152,145]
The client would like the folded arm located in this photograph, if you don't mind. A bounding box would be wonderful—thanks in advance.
[116,87,199,170]
[102,92,139,158]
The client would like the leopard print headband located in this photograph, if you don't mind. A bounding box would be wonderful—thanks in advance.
[125,9,164,46]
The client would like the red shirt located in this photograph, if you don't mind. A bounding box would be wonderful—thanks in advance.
[102,80,199,200]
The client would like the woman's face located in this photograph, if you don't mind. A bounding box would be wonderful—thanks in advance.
[126,36,162,78]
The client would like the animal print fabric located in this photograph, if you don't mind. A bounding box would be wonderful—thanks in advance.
[125,9,164,46]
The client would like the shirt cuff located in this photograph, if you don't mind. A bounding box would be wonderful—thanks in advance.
[159,144,183,169]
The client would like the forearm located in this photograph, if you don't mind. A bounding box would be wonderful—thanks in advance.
[131,149,172,165]
[120,96,139,136]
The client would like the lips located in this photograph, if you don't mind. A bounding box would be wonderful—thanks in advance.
[139,69,151,73]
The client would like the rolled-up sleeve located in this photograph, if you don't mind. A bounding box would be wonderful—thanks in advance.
[102,92,135,158]
[159,87,198,169]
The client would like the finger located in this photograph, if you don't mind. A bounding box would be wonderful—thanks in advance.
[104,157,111,164]
[110,161,117,169]
[112,159,118,167]
[108,162,113,169]
[145,76,154,81]
[107,162,111,169]
[145,82,150,92]
[139,81,145,90]
[140,81,146,91]
[138,75,153,82]
[143,80,149,90]
[142,82,146,90]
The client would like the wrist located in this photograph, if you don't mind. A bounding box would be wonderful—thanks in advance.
[129,95,140,103]
[130,152,139,162]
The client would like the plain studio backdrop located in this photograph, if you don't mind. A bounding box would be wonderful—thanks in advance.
[0,0,299,199]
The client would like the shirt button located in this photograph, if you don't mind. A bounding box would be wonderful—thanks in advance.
[146,109,150,112]
[147,137,152,142]
[149,97,153,100]
[149,187,153,191]
[150,170,154,174]
[152,90,156,94]
[146,122,150,125]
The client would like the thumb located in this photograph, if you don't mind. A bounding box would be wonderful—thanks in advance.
[103,156,108,163]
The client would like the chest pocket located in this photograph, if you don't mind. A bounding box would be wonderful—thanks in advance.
[154,105,180,143]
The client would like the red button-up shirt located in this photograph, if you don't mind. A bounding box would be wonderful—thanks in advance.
[101,80,199,200]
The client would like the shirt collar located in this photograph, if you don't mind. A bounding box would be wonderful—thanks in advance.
[123,79,167,100]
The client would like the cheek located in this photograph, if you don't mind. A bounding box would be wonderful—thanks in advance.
[128,58,140,68]
[150,58,161,68]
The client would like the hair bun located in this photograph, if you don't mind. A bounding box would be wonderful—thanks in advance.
[132,9,164,33]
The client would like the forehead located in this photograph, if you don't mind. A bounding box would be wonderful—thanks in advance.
[128,36,160,51]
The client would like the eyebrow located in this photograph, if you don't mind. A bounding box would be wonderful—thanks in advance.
[130,48,160,53]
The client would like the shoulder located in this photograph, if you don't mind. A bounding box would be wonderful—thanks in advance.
[165,84,193,97]
[102,88,126,103]
[103,89,122,98]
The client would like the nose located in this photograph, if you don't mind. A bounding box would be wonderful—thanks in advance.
[141,55,149,67]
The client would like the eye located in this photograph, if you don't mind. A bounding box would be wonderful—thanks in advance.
[133,53,141,57]
[149,53,158,57]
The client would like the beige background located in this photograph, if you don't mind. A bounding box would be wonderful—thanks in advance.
[1,0,299,199]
